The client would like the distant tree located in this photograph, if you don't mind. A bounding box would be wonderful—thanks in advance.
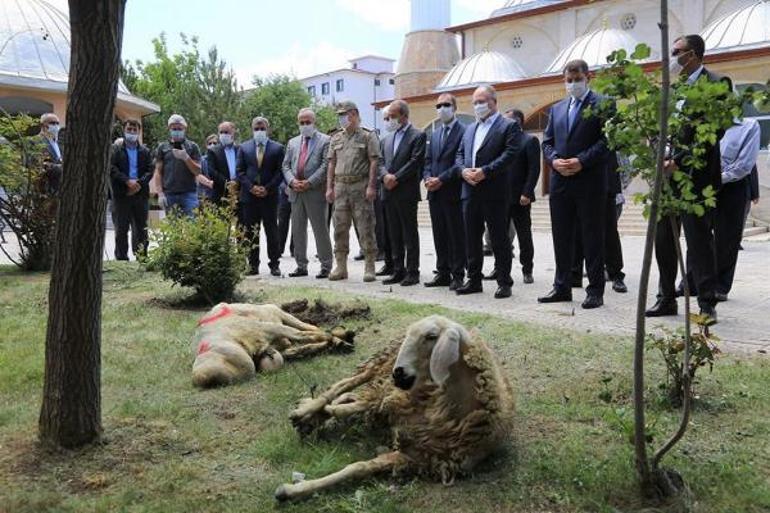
[38,0,126,449]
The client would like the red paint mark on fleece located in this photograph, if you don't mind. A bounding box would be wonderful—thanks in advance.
[196,340,211,355]
[197,304,232,326]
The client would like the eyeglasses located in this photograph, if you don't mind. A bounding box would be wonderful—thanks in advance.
[298,121,313,126]
[253,127,267,131]
[671,48,690,57]
[435,102,452,109]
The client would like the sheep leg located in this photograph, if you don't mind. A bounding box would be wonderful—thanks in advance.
[323,401,368,418]
[276,309,322,332]
[280,336,351,360]
[274,451,406,502]
[289,370,375,433]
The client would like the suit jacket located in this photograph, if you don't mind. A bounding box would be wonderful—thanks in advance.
[282,132,330,203]
[236,139,285,204]
[379,124,426,203]
[749,165,759,201]
[510,131,541,201]
[109,142,153,199]
[423,120,465,202]
[606,151,622,196]
[674,67,734,196]
[542,90,612,195]
[453,114,521,202]
[30,134,63,193]
[206,143,240,202]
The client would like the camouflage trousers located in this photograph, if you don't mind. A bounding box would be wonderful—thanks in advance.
[332,180,376,258]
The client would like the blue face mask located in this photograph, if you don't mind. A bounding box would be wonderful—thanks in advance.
[169,129,185,141]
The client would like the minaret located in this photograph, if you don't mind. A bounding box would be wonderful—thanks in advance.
[395,0,459,98]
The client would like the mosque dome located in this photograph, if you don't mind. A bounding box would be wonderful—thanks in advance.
[490,0,564,18]
[701,0,770,53]
[543,26,652,75]
[435,50,528,91]
[0,0,157,114]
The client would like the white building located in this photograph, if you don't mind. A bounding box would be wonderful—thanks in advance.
[300,56,395,132]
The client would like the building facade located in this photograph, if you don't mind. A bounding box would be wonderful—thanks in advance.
[300,56,395,132]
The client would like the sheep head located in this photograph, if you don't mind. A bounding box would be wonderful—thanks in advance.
[392,315,468,390]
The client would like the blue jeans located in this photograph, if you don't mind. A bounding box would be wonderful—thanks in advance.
[165,192,199,217]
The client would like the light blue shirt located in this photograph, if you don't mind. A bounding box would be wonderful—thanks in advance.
[49,138,61,161]
[472,111,500,167]
[721,118,761,184]
[224,145,237,180]
[686,65,704,85]
[126,144,138,180]
[393,123,411,155]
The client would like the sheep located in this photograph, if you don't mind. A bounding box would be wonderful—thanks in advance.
[191,303,354,388]
[275,314,515,502]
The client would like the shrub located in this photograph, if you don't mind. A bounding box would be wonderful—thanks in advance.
[145,203,248,304]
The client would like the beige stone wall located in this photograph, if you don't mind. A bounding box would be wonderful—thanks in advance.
[395,30,459,98]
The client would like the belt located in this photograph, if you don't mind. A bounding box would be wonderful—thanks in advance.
[335,175,366,184]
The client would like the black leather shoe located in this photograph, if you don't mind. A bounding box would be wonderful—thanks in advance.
[315,269,330,279]
[424,275,451,287]
[537,288,572,303]
[455,281,483,295]
[288,268,308,277]
[612,278,628,293]
[247,267,259,276]
[522,273,534,284]
[270,267,281,277]
[483,269,498,281]
[675,284,684,297]
[449,278,464,291]
[383,272,406,285]
[700,305,718,324]
[376,265,393,276]
[353,252,365,261]
[400,275,419,287]
[494,285,512,299]
[581,295,604,309]
[645,298,678,317]
[714,292,728,302]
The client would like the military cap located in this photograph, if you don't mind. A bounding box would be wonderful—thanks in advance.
[335,100,358,114]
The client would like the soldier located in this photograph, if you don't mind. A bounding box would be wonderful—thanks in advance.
[326,101,380,282]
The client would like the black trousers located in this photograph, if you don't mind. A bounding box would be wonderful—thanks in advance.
[573,194,624,281]
[385,199,419,276]
[240,197,280,271]
[510,203,534,275]
[655,211,717,308]
[550,189,606,296]
[464,197,512,286]
[111,195,149,260]
[375,196,392,266]
[278,199,293,256]
[429,198,466,281]
[715,178,750,294]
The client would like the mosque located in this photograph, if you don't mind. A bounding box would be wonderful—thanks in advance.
[390,0,770,213]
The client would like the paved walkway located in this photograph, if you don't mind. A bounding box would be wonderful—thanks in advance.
[2,227,769,354]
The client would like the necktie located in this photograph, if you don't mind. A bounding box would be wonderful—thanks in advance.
[568,98,581,131]
[257,143,265,167]
[297,137,309,180]
[441,125,449,150]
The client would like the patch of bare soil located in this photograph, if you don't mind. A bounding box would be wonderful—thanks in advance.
[280,298,371,327]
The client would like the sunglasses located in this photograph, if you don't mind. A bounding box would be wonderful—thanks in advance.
[435,102,452,109]
[253,127,267,131]
[298,121,313,126]
[671,48,691,57]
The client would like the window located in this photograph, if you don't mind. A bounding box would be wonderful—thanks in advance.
[388,78,395,85]
[307,85,316,96]
[511,35,523,49]
[336,79,344,92]
[321,82,330,95]
[374,78,381,86]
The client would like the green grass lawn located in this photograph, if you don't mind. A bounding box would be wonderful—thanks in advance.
[1,263,768,513]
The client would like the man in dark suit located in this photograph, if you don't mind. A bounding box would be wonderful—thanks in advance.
[424,93,466,290]
[109,119,153,261]
[205,121,240,205]
[236,116,286,276]
[505,108,540,284]
[379,100,426,286]
[538,59,612,309]
[454,85,521,299]
[34,113,64,194]
[646,35,733,322]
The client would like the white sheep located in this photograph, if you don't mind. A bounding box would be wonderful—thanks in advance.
[191,303,353,388]
[275,315,515,501]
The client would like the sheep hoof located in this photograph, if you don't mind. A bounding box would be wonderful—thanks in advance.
[274,484,289,502]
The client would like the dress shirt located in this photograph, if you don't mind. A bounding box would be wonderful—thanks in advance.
[224,145,237,180]
[472,111,500,167]
[393,123,411,155]
[126,144,138,180]
[721,118,761,184]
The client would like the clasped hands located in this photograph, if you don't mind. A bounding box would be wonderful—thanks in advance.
[126,179,141,196]
[425,176,443,192]
[551,158,582,176]
[250,184,268,198]
[291,179,311,192]
[461,167,485,186]
[383,173,398,191]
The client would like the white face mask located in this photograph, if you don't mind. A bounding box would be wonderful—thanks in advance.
[669,49,693,77]
[207,143,217,151]
[437,106,455,124]
[253,130,268,144]
[338,114,351,130]
[473,102,491,119]
[385,117,400,133]
[566,79,587,99]
[299,123,316,138]
[124,133,139,144]
[47,124,60,137]
[219,133,233,146]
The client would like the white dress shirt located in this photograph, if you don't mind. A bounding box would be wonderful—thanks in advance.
[472,111,500,167]
[393,123,411,155]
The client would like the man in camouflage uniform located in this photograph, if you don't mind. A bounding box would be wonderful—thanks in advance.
[326,101,380,282]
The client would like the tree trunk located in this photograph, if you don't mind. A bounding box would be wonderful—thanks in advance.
[38,0,126,449]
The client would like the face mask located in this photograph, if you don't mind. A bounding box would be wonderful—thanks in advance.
[566,80,587,99]
[207,143,217,150]
[219,133,233,146]
[385,117,400,133]
[437,106,455,124]
[338,114,351,130]
[253,130,268,144]
[473,102,491,119]
[299,123,316,138]
[170,129,185,141]
[124,133,139,144]
[47,124,60,136]
[669,50,692,77]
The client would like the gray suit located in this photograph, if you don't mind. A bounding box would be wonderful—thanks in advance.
[282,131,333,272]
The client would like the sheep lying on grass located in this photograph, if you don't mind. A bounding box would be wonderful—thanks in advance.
[275,315,515,502]
[191,303,354,388]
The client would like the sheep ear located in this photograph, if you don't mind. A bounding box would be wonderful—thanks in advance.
[429,328,461,386]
